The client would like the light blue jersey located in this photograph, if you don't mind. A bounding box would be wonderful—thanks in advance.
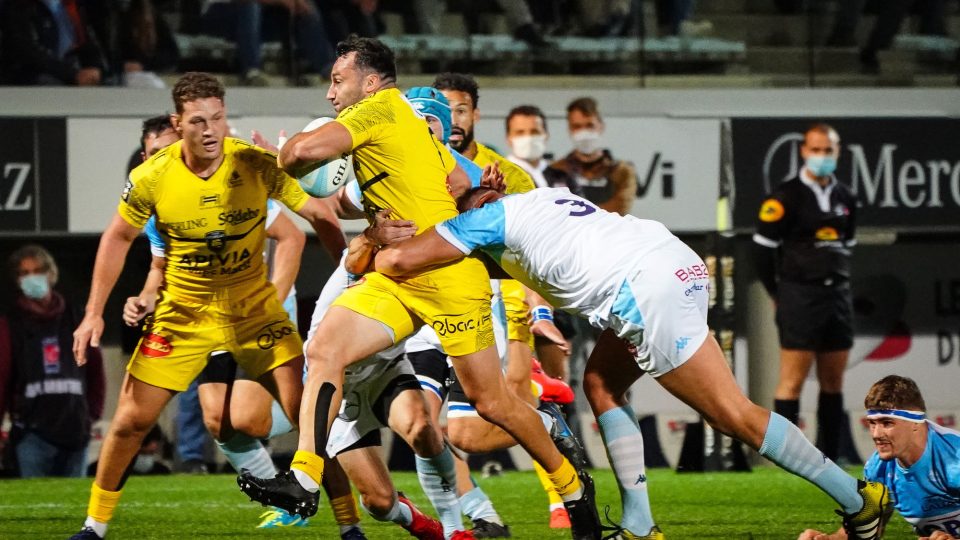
[864,421,960,537]
[144,200,297,321]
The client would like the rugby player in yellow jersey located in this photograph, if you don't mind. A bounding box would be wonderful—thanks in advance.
[236,37,601,540]
[433,72,576,529]
[68,72,346,540]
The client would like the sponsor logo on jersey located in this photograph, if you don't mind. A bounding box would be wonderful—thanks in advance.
[815,226,839,241]
[167,218,208,232]
[256,320,296,350]
[431,311,492,337]
[219,207,260,226]
[199,194,221,208]
[684,282,704,296]
[759,198,785,222]
[228,171,243,188]
[205,230,227,252]
[674,263,709,283]
[140,333,173,357]
[121,177,134,202]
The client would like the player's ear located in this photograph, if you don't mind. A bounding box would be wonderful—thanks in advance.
[171,113,182,132]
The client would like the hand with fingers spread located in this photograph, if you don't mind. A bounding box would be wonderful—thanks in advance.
[480,162,506,193]
[366,208,417,246]
[251,129,288,153]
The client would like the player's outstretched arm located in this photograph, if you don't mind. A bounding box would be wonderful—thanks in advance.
[74,214,141,365]
[266,210,306,301]
[374,227,464,277]
[278,120,353,178]
[296,197,347,260]
[123,255,165,327]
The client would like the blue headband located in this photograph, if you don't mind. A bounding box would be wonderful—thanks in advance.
[406,86,451,144]
[865,409,926,423]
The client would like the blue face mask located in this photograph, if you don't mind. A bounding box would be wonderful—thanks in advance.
[806,155,837,177]
[20,273,50,300]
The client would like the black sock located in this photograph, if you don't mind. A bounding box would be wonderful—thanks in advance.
[313,382,336,458]
[774,399,800,426]
[817,392,844,460]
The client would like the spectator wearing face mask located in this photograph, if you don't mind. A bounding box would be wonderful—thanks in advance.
[548,97,637,216]
[504,104,580,194]
[0,244,105,477]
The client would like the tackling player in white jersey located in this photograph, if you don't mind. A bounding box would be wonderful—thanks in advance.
[364,186,894,540]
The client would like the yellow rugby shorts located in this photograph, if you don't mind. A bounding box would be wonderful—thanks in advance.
[128,284,303,391]
[500,279,533,347]
[333,257,494,356]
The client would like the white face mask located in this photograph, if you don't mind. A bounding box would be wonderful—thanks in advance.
[510,134,547,161]
[571,129,602,155]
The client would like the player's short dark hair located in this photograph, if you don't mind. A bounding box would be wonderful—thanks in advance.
[8,244,59,286]
[433,72,479,109]
[456,187,496,214]
[171,72,225,114]
[566,96,601,120]
[864,375,926,412]
[335,35,397,82]
[506,105,547,133]
[140,115,174,154]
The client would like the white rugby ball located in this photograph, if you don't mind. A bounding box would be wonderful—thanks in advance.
[296,117,355,198]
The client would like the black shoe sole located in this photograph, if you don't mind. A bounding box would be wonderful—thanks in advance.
[236,474,319,518]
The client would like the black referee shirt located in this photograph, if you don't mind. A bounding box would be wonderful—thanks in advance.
[752,170,857,296]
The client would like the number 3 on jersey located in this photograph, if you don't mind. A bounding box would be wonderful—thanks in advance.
[555,198,597,217]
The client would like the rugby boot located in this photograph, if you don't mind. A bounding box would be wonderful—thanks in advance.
[237,469,319,518]
[563,470,602,540]
[341,526,369,539]
[550,507,572,529]
[397,493,444,540]
[68,527,102,540]
[256,507,309,528]
[539,401,589,471]
[602,525,665,539]
[471,518,512,538]
[839,480,893,540]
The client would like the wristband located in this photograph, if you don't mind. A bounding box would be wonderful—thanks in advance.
[531,306,553,323]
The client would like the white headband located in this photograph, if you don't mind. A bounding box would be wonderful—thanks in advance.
[865,409,926,423]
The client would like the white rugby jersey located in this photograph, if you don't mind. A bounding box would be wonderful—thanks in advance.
[435,188,676,327]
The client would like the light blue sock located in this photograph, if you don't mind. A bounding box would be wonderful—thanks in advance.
[217,433,277,478]
[268,400,295,439]
[365,496,413,525]
[598,406,656,536]
[416,446,463,537]
[459,485,502,525]
[759,412,861,513]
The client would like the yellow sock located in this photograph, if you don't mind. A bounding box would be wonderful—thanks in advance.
[87,482,123,523]
[534,461,564,508]
[545,458,582,502]
[331,493,361,526]
[290,450,325,485]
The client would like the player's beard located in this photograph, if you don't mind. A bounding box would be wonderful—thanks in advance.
[450,126,474,154]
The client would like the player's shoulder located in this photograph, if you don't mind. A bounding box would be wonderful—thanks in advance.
[131,140,179,180]
[339,88,402,121]
[227,137,276,163]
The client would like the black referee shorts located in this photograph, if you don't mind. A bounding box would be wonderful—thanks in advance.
[775,280,853,352]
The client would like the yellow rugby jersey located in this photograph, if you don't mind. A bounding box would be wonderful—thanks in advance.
[336,87,458,229]
[119,138,309,298]
[474,142,535,195]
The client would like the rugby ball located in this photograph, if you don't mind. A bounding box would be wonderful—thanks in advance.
[296,117,355,198]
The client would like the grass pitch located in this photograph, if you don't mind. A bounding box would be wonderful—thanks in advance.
[0,467,913,539]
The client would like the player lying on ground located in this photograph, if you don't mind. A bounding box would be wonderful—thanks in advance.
[799,375,959,540]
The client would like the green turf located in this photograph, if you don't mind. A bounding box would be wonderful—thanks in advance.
[0,467,914,539]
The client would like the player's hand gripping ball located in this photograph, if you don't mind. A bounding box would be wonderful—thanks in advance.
[296,117,355,198]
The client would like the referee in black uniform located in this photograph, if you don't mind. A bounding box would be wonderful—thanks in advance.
[752,122,857,462]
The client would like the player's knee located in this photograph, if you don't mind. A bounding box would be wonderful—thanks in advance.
[305,339,344,371]
[359,488,395,519]
[202,410,226,441]
[231,413,270,439]
[472,394,509,424]
[110,410,156,441]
